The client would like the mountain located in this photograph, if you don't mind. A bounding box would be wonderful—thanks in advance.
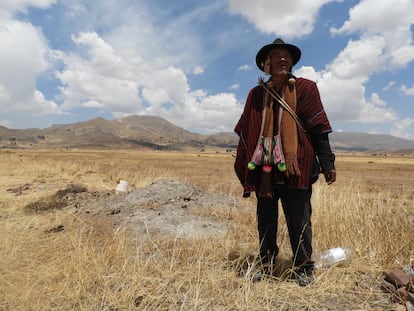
[0,116,207,150]
[329,132,414,152]
[1,115,414,153]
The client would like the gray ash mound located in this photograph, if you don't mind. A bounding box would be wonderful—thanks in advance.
[26,179,242,238]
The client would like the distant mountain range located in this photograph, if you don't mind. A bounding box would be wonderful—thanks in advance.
[1,115,414,154]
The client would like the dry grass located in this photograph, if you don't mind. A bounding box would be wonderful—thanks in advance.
[0,149,413,310]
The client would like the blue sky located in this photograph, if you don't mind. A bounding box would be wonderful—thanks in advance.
[1,0,414,139]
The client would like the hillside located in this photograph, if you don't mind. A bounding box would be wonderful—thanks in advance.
[1,115,414,153]
[0,116,205,150]
[329,132,414,152]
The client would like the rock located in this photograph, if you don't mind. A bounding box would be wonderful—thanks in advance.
[384,269,412,287]
[6,182,32,195]
[381,269,414,306]
[408,292,414,304]
[380,279,397,294]
[392,287,408,304]
[44,224,65,233]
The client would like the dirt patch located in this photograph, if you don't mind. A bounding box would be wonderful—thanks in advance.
[24,184,88,213]
[25,179,242,238]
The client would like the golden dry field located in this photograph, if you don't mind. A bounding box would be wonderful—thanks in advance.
[0,149,413,310]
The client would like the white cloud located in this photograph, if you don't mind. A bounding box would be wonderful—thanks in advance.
[227,0,333,38]
[310,68,398,125]
[0,0,56,15]
[302,0,414,137]
[331,0,414,69]
[383,81,396,91]
[315,70,368,121]
[0,85,10,102]
[64,2,87,18]
[30,1,247,133]
[400,84,414,96]
[32,90,63,116]
[331,0,414,35]
[390,118,414,139]
[100,3,209,73]
[294,66,322,82]
[295,37,398,125]
[56,32,143,114]
[370,93,386,107]
[227,0,414,137]
[327,37,386,80]
[82,100,103,108]
[0,1,244,132]
[54,30,242,133]
[358,97,397,123]
[178,92,241,134]
[238,64,251,71]
[192,66,205,75]
[0,15,63,119]
[1,0,412,138]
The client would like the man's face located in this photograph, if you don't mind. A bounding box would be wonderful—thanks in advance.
[268,47,293,76]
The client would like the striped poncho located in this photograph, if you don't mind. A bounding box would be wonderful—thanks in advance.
[234,77,332,195]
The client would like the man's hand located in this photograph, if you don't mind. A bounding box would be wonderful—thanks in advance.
[324,170,336,185]
[284,152,301,177]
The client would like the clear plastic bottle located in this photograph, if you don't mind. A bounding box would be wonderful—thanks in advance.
[312,247,355,269]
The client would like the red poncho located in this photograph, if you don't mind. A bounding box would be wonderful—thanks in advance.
[234,77,332,195]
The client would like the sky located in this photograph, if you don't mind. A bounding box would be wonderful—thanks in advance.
[0,0,414,139]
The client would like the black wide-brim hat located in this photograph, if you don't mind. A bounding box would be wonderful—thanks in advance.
[255,38,301,71]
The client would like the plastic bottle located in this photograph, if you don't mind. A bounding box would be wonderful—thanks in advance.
[312,247,355,269]
[115,180,128,193]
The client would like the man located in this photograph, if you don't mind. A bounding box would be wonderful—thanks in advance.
[234,38,336,286]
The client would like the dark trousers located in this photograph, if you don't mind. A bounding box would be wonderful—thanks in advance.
[256,185,314,271]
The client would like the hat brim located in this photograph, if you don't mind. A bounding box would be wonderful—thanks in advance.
[255,43,301,71]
